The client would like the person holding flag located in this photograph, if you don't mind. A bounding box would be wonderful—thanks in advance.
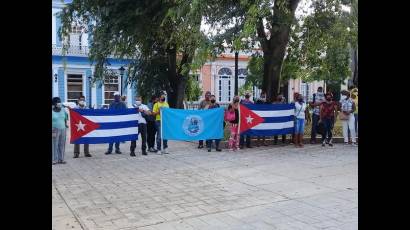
[205,95,222,152]
[73,95,92,158]
[130,96,150,156]
[239,92,253,149]
[105,92,127,155]
[294,94,309,147]
[152,94,170,154]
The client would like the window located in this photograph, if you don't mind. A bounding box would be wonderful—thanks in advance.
[218,67,232,102]
[300,81,310,101]
[104,75,119,105]
[238,68,247,89]
[67,74,83,103]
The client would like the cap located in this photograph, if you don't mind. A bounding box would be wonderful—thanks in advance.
[113,92,120,96]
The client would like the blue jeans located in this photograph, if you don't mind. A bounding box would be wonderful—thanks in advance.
[295,118,305,134]
[108,142,120,152]
[155,121,168,150]
[321,117,333,143]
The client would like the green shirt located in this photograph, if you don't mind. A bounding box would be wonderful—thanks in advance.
[52,109,68,129]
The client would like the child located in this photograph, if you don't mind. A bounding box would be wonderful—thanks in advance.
[225,104,239,151]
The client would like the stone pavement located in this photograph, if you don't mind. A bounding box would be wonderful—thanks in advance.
[52,140,357,230]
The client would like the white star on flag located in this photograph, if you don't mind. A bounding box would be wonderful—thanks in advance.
[75,120,87,131]
[246,115,254,124]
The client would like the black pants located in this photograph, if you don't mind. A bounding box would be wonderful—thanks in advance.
[199,140,204,146]
[240,134,251,147]
[131,123,147,152]
[321,117,334,143]
[310,114,320,141]
[206,139,221,149]
[274,135,286,144]
[146,120,156,149]
[74,144,89,154]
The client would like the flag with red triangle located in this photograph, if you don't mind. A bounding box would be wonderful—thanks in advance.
[239,103,295,136]
[68,108,139,144]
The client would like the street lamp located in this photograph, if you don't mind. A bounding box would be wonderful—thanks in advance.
[88,76,92,108]
[118,66,125,96]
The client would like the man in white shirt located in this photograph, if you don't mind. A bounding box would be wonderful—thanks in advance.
[130,96,151,156]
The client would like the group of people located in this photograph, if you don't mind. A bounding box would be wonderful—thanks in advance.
[51,92,171,165]
[52,86,358,165]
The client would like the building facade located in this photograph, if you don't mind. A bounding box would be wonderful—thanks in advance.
[52,0,326,107]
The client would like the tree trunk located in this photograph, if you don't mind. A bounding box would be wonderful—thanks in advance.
[262,30,291,103]
[166,47,189,109]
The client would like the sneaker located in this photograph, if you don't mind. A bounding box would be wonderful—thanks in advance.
[142,151,148,155]
[344,142,349,146]
[198,144,204,149]
[328,140,333,147]
[322,141,326,147]
[162,148,169,154]
[216,148,222,152]
[52,161,58,165]
[115,150,122,154]
[208,149,211,152]
[130,152,136,157]
[105,151,112,155]
[84,153,92,157]
[73,154,79,158]
[352,143,358,147]
[58,161,66,164]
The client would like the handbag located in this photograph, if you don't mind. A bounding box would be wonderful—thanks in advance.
[339,111,349,120]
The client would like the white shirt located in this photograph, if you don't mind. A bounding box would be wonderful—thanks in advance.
[133,103,150,124]
[294,102,306,119]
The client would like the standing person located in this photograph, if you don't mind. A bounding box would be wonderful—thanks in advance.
[273,95,287,145]
[198,91,212,148]
[105,92,127,155]
[351,88,358,137]
[239,92,253,149]
[310,87,325,144]
[294,94,308,147]
[205,95,222,152]
[340,90,357,146]
[225,98,240,151]
[52,97,68,164]
[130,96,150,156]
[73,96,92,158]
[152,94,170,154]
[290,92,299,145]
[146,96,158,153]
[256,92,268,147]
[319,93,338,147]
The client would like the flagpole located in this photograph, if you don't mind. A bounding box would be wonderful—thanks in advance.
[238,103,241,136]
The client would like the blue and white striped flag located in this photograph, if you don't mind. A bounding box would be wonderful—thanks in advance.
[240,104,295,136]
[69,108,138,144]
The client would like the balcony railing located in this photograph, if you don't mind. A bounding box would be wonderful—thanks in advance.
[52,44,89,56]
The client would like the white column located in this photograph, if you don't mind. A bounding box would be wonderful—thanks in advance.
[52,69,58,97]
[127,84,132,107]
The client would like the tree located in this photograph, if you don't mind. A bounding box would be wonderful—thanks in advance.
[60,0,208,108]
[203,0,301,102]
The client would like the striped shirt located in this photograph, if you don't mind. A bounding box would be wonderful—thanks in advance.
[341,98,354,113]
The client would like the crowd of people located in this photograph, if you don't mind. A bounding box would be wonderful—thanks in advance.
[52,87,358,165]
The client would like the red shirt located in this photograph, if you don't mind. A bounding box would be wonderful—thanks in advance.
[321,101,337,118]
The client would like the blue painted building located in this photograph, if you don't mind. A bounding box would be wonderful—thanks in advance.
[52,0,136,108]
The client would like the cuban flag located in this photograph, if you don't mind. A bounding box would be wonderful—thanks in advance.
[239,104,295,136]
[69,108,138,144]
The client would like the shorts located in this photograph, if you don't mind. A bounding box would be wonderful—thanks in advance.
[294,118,305,134]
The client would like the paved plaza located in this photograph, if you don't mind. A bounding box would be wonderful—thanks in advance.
[52,140,358,230]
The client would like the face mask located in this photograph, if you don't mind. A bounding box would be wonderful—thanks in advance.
[56,103,62,108]
[341,95,347,100]
[298,98,303,102]
[234,99,239,103]
[210,99,216,103]
[79,101,85,106]
[160,98,166,102]
[135,100,141,106]
[245,95,250,99]
[326,98,331,101]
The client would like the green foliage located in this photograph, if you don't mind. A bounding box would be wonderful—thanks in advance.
[185,75,203,102]
[245,54,264,89]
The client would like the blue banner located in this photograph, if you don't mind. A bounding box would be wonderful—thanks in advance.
[161,108,224,141]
